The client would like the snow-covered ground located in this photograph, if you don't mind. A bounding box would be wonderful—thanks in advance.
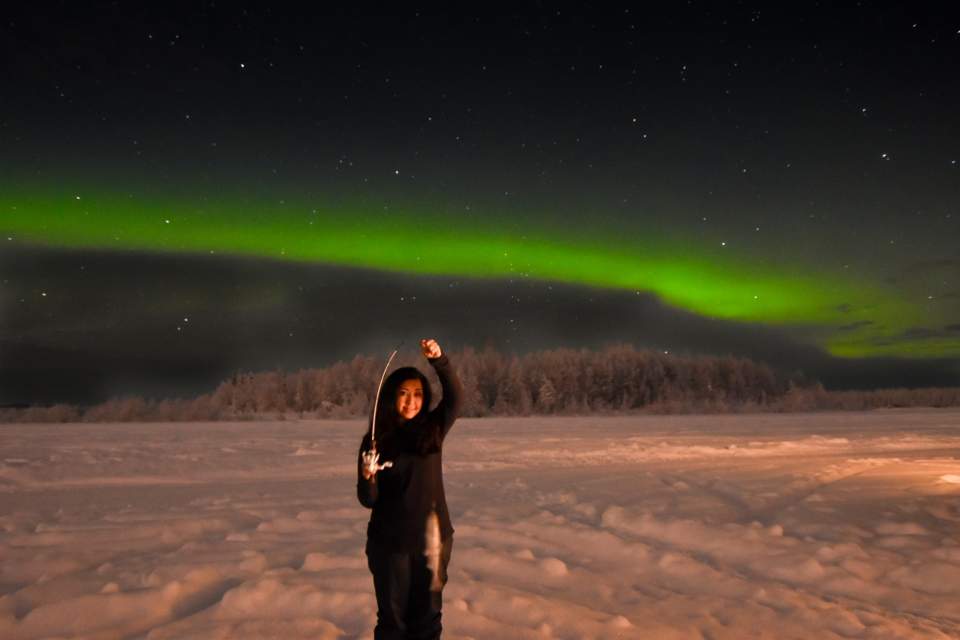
[2,411,960,639]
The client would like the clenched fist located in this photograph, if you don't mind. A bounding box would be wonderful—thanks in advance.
[420,338,442,360]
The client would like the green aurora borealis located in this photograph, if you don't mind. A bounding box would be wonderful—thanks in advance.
[3,186,952,360]
[4,4,960,405]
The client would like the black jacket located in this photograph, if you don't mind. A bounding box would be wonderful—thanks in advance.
[357,354,463,552]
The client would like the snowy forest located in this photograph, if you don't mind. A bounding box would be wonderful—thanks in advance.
[4,345,960,423]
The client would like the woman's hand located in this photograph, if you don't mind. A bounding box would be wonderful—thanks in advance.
[420,338,442,360]
[361,449,393,480]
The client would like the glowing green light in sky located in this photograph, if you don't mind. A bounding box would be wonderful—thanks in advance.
[1,185,950,358]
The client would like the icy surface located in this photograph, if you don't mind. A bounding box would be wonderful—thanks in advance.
[2,411,960,639]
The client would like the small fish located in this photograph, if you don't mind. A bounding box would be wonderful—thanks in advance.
[424,509,442,591]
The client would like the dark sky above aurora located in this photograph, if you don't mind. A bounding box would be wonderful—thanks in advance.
[2,4,960,405]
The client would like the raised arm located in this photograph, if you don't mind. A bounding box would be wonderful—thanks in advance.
[424,345,463,439]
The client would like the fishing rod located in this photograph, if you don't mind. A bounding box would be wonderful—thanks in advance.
[362,343,402,476]
[370,346,400,449]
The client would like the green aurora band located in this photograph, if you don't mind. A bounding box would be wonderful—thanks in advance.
[2,186,955,359]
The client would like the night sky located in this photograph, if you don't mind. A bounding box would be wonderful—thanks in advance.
[2,4,959,405]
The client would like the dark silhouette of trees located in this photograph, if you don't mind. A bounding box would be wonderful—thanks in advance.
[2,343,959,423]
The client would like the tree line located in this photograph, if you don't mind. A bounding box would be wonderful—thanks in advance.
[3,344,959,423]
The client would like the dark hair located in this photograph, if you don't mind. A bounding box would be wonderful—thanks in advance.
[367,366,441,454]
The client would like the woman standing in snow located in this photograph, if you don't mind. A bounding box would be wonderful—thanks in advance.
[358,338,463,640]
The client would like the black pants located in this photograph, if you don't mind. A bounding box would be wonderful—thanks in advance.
[366,537,454,640]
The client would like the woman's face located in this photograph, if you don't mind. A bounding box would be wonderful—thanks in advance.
[395,378,424,421]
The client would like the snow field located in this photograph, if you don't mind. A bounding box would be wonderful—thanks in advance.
[1,411,959,638]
